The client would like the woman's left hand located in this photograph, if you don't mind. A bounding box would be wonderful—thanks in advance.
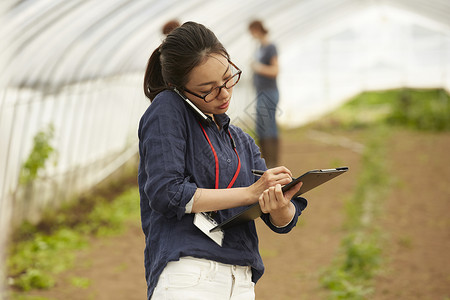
[259,182,303,226]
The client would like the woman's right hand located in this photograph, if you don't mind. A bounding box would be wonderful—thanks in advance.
[247,166,293,203]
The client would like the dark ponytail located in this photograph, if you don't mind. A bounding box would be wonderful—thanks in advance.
[143,47,164,100]
[143,22,229,101]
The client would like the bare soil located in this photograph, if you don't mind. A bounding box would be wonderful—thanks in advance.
[373,129,450,300]
[16,127,450,300]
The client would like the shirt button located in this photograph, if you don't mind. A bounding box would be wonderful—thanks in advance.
[227,159,231,163]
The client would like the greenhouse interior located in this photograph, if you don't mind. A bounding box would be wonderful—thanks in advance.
[1,0,449,299]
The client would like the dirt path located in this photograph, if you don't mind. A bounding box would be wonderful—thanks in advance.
[19,128,450,300]
[373,130,450,299]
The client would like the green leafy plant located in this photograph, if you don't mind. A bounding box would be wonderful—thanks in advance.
[7,186,140,292]
[70,277,91,289]
[8,229,86,291]
[387,88,450,131]
[320,126,389,299]
[20,124,56,185]
[318,88,450,132]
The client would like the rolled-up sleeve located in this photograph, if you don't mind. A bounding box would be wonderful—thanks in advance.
[262,196,308,233]
[139,98,197,220]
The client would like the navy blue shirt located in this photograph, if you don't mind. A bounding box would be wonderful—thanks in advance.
[138,90,307,298]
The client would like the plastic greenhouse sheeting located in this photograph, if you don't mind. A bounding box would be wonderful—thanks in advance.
[1,0,450,296]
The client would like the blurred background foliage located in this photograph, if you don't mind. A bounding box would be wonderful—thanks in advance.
[8,170,139,293]
[322,88,450,131]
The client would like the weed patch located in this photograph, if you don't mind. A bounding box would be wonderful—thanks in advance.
[318,88,450,132]
[7,184,139,293]
[320,126,390,299]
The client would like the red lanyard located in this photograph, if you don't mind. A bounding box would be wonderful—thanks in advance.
[198,122,241,189]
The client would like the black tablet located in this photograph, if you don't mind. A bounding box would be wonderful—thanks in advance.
[210,167,348,232]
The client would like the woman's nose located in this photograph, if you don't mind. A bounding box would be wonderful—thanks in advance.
[217,86,230,99]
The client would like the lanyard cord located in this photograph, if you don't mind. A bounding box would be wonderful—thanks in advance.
[198,122,241,189]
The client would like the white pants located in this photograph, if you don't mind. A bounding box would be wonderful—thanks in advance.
[151,256,255,300]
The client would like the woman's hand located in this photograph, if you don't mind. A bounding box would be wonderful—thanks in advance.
[247,166,293,202]
[259,182,303,227]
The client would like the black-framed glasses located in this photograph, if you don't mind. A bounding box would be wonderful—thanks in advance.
[183,60,242,103]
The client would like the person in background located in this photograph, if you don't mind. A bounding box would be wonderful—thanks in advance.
[248,20,280,168]
[161,19,181,36]
[139,22,307,299]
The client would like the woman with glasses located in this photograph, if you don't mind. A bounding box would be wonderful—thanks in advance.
[139,21,307,300]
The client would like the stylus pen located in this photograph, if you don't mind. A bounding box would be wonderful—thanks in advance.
[251,169,265,177]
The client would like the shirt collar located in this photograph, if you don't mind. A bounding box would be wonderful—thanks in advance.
[211,113,230,131]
